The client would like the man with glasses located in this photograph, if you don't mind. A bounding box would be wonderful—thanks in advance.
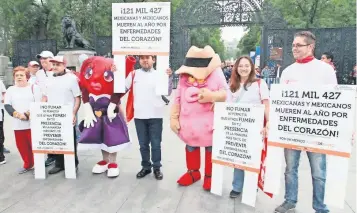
[274,31,336,213]
[35,50,57,167]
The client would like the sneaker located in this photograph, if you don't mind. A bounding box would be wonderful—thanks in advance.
[48,166,64,175]
[229,190,241,198]
[153,169,163,180]
[18,167,33,174]
[136,168,151,179]
[0,159,6,165]
[92,160,108,174]
[3,147,10,154]
[107,163,120,178]
[274,201,296,213]
[45,157,55,167]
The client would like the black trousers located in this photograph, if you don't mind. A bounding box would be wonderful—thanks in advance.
[0,110,5,161]
[54,127,79,168]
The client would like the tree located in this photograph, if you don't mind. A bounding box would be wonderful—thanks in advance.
[190,27,226,60]
[237,0,356,56]
[237,25,260,55]
[270,0,356,28]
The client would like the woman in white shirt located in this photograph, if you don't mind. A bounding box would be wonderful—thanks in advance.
[4,66,41,174]
[227,56,270,198]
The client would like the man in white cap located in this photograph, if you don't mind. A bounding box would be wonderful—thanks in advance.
[27,61,40,85]
[35,50,57,167]
[43,56,81,174]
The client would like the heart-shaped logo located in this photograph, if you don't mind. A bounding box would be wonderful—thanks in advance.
[94,111,102,117]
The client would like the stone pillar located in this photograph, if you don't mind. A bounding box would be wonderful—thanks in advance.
[57,49,96,72]
[0,56,10,86]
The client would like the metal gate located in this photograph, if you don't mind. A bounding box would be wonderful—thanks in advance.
[261,27,356,84]
[12,40,57,67]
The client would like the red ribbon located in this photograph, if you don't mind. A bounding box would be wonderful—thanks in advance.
[296,56,314,64]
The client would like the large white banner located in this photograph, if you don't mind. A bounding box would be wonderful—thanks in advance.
[211,102,265,207]
[268,84,355,156]
[264,84,356,208]
[112,2,171,56]
[112,2,171,94]
[30,103,74,154]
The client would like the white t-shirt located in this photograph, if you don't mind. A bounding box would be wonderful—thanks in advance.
[4,84,41,130]
[228,80,270,104]
[28,74,37,85]
[280,59,337,85]
[125,69,165,119]
[45,72,81,110]
[36,68,54,96]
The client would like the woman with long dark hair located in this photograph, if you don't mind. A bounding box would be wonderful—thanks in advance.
[227,56,270,198]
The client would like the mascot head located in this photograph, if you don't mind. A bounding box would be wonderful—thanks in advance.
[79,56,114,96]
[175,45,221,80]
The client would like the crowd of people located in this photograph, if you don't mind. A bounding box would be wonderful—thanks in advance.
[0,30,353,213]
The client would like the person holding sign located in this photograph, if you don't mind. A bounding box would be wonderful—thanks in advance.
[78,56,131,178]
[4,66,41,174]
[35,50,57,167]
[170,46,228,190]
[114,55,173,180]
[42,56,81,175]
[226,56,270,198]
[274,31,337,213]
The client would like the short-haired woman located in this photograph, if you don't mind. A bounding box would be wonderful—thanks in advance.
[4,66,41,174]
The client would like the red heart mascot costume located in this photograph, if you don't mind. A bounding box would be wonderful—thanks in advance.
[78,56,136,178]
[170,46,228,190]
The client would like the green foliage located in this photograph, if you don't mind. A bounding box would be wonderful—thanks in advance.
[190,27,226,60]
[0,0,182,55]
[237,0,356,56]
[237,26,261,55]
[270,0,356,28]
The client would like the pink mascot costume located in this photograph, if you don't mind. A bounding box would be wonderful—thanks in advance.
[170,46,228,190]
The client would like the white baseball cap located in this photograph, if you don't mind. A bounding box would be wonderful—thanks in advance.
[28,61,40,67]
[36,51,54,59]
[49,56,67,65]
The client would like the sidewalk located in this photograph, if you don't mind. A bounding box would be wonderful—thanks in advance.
[0,97,355,213]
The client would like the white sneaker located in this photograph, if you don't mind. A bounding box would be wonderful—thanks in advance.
[92,160,108,174]
[0,160,6,165]
[107,163,120,178]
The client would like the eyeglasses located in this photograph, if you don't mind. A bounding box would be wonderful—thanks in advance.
[292,44,310,48]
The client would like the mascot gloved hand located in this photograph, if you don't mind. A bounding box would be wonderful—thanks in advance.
[83,102,97,128]
[107,103,117,122]
[170,46,227,191]
[78,56,136,178]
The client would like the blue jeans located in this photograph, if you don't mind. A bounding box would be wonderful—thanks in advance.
[134,118,163,170]
[232,168,245,192]
[284,149,329,212]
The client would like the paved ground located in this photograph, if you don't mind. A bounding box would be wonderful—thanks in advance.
[0,92,355,213]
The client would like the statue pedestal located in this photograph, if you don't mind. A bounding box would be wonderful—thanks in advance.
[57,49,96,72]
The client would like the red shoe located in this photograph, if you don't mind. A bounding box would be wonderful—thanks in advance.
[177,147,201,186]
[203,150,212,191]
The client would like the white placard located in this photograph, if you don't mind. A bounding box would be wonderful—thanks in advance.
[30,103,76,179]
[156,56,170,95]
[112,2,171,55]
[211,102,265,207]
[112,2,171,94]
[268,84,356,156]
[113,55,126,93]
[264,84,356,208]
